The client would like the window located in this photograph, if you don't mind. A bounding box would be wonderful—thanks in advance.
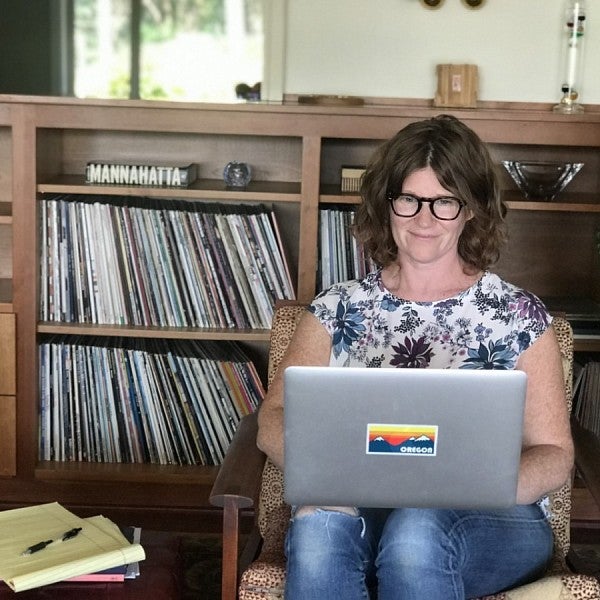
[67,0,284,102]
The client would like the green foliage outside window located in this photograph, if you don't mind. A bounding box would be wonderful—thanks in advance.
[74,0,263,102]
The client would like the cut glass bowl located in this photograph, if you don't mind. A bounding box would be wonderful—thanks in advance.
[502,160,584,201]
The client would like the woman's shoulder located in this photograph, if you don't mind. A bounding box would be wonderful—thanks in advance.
[309,270,382,311]
[475,271,552,329]
[478,272,546,302]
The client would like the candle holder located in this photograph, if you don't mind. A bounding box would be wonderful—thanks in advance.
[553,0,586,114]
[223,161,252,188]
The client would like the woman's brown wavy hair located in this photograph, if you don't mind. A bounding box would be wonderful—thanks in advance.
[353,114,507,271]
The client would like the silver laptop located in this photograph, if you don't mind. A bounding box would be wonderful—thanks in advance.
[283,366,527,509]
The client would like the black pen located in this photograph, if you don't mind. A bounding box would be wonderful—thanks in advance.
[21,527,83,555]
[61,527,83,541]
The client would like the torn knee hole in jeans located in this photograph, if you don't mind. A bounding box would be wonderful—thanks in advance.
[295,506,359,518]
[293,506,367,538]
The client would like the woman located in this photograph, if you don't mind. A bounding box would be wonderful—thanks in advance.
[257,115,573,599]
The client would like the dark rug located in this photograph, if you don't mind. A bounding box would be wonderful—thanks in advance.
[569,543,600,578]
[180,535,222,600]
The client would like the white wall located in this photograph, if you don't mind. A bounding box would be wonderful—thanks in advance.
[284,0,599,104]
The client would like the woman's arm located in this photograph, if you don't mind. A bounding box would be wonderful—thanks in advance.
[516,325,574,505]
[257,311,332,470]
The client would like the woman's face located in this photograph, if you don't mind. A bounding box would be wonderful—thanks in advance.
[390,166,470,268]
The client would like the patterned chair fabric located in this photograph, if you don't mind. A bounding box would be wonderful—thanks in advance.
[238,307,600,600]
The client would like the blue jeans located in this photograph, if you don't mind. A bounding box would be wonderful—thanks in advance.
[284,504,553,600]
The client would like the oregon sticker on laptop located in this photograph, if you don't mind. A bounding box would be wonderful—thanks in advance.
[367,424,438,456]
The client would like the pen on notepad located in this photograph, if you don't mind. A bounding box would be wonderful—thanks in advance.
[21,527,83,555]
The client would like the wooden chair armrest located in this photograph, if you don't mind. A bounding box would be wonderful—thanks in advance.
[209,411,267,600]
[210,411,266,508]
[572,417,600,510]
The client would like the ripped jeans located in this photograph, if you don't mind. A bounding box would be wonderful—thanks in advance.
[284,504,553,600]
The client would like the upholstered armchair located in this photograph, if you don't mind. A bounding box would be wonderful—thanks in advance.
[210,303,600,600]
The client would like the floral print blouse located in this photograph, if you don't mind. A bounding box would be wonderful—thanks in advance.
[309,270,552,370]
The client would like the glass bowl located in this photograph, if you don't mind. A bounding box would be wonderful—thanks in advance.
[502,160,584,201]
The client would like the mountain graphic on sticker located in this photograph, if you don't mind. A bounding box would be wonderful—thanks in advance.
[367,424,437,455]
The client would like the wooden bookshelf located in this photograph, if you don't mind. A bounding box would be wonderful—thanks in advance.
[0,202,11,222]
[0,280,11,313]
[2,95,600,528]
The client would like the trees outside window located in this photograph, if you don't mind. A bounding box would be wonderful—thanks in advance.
[74,0,265,102]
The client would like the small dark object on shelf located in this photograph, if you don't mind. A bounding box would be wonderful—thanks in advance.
[235,82,261,101]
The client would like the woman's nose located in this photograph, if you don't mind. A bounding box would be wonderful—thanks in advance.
[414,203,436,226]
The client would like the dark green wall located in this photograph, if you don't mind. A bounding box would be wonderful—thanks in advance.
[0,0,57,95]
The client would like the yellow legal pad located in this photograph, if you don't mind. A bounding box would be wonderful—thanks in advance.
[0,502,145,592]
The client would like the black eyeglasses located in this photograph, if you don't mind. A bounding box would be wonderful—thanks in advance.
[388,193,466,221]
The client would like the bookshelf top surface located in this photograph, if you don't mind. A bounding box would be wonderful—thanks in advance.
[38,176,302,201]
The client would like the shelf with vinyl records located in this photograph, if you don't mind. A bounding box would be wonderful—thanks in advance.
[36,193,296,338]
[3,101,309,523]
[32,135,299,483]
